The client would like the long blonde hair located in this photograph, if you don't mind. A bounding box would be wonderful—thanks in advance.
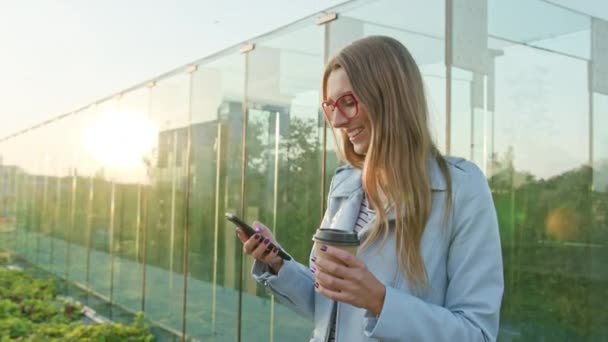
[322,36,452,289]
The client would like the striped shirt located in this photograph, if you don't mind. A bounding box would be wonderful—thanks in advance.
[327,194,375,341]
[354,194,375,233]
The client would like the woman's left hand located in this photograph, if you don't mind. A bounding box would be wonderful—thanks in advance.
[313,246,386,316]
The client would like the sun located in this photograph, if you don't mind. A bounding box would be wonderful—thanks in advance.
[84,110,158,172]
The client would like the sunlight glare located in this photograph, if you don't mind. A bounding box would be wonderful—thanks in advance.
[84,111,158,170]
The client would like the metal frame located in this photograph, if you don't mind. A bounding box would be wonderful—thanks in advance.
[237,48,250,342]
[179,67,196,341]
[445,0,453,155]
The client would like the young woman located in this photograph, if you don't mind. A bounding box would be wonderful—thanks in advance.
[237,35,503,341]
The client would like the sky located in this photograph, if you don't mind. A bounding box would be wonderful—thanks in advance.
[0,0,606,180]
[0,0,605,141]
[0,0,347,139]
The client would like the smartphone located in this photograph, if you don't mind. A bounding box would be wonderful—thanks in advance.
[225,212,291,260]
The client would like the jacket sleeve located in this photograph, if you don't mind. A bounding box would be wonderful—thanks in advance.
[250,167,352,321]
[363,164,504,341]
[251,210,333,321]
[252,258,316,320]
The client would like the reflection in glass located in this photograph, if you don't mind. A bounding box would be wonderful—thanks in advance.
[86,99,120,317]
[456,0,604,339]
[186,53,245,341]
[67,107,97,304]
[241,23,324,342]
[111,88,151,321]
[593,93,608,193]
[143,73,191,332]
[591,93,608,337]
[489,0,590,60]
[330,0,446,152]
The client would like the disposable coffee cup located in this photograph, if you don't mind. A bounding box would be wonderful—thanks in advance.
[312,229,360,290]
[312,228,360,265]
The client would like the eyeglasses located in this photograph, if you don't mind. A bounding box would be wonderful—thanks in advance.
[321,92,359,125]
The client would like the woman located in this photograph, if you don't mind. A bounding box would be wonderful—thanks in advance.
[236,35,503,341]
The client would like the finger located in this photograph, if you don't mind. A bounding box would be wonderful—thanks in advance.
[315,282,354,304]
[315,268,348,292]
[243,233,264,254]
[251,237,273,259]
[262,246,281,264]
[314,255,350,279]
[321,246,362,268]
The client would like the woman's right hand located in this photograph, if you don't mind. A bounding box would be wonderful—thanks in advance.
[236,221,283,274]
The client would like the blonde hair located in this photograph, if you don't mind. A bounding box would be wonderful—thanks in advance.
[322,36,452,289]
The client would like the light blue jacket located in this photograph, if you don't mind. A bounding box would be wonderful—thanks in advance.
[253,157,504,341]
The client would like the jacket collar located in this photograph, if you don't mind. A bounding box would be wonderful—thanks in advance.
[330,157,448,198]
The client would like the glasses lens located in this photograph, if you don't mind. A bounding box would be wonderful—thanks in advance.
[337,94,357,118]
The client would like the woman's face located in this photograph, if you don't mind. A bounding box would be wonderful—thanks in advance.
[325,68,372,155]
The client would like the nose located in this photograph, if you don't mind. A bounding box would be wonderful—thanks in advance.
[331,108,349,128]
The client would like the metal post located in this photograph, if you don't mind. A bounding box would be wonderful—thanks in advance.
[237,49,251,342]
[180,68,196,341]
[445,0,453,155]
[108,181,116,319]
[212,122,222,333]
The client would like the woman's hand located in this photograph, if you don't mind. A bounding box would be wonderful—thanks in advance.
[312,246,386,316]
[236,221,283,274]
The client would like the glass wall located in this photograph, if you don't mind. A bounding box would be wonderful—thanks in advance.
[241,22,325,342]
[65,107,96,304]
[0,0,606,340]
[185,53,245,341]
[111,87,151,321]
[449,0,607,340]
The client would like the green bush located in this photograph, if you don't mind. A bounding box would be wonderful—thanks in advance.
[24,313,153,341]
[0,267,153,341]
[0,317,33,338]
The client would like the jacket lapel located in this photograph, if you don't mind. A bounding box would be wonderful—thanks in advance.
[326,166,363,233]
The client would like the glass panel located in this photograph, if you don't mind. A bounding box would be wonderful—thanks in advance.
[0,142,18,254]
[185,53,245,341]
[242,23,324,341]
[86,99,119,317]
[343,0,444,39]
[489,0,590,59]
[30,126,51,272]
[3,135,29,258]
[1,137,18,256]
[594,93,608,193]
[329,0,447,153]
[4,128,45,264]
[591,92,608,338]
[490,44,588,178]
[450,67,493,170]
[43,116,76,289]
[490,48,591,339]
[452,0,606,339]
[69,107,97,304]
[111,87,152,321]
[143,73,191,332]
